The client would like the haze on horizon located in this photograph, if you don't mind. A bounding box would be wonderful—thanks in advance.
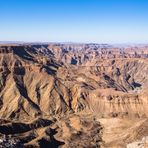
[0,0,148,44]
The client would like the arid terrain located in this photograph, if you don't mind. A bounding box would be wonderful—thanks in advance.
[0,43,147,148]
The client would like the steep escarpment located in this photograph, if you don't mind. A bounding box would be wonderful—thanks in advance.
[0,48,72,121]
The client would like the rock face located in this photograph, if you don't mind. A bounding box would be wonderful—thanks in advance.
[127,136,148,148]
[0,44,147,147]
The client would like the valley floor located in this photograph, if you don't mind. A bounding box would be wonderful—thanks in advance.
[97,117,148,148]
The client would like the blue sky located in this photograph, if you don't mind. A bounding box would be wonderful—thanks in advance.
[0,0,148,43]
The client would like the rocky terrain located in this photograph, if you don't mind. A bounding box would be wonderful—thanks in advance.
[0,43,147,148]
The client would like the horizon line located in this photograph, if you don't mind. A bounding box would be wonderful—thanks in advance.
[0,40,148,45]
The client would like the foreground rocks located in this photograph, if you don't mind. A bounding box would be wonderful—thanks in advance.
[0,115,103,148]
[127,136,148,148]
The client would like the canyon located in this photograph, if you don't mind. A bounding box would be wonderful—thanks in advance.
[0,43,147,148]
